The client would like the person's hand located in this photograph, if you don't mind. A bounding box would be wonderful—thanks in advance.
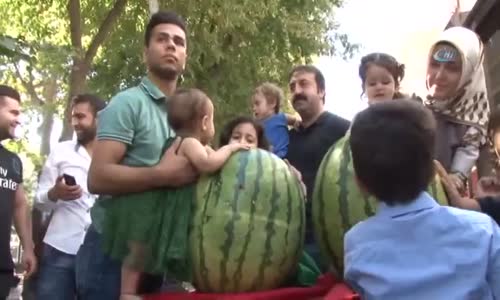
[434,160,462,204]
[154,138,199,188]
[227,143,251,153]
[476,176,500,198]
[284,159,307,199]
[293,119,302,130]
[21,249,37,278]
[448,173,466,192]
[48,176,82,201]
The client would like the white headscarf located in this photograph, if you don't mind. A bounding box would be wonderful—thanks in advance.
[424,26,490,145]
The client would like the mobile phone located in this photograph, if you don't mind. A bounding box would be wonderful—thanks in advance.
[63,174,77,186]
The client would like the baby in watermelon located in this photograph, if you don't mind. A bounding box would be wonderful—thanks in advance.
[102,88,249,299]
[345,99,500,299]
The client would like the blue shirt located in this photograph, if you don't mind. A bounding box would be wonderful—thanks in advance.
[344,192,500,300]
[263,113,289,158]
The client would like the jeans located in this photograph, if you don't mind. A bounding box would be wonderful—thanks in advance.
[76,224,172,299]
[75,224,122,300]
[36,244,76,300]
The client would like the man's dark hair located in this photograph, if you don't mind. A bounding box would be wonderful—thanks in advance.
[289,65,326,102]
[72,94,106,116]
[145,11,187,46]
[350,99,436,205]
[0,85,21,103]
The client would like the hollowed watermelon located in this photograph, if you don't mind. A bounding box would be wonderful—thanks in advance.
[190,149,306,293]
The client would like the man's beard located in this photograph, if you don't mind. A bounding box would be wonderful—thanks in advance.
[150,64,181,81]
[0,124,14,141]
[76,128,96,145]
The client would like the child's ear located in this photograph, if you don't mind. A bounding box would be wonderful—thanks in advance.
[201,115,209,131]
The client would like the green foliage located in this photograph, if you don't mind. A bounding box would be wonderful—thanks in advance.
[1,0,357,143]
[89,0,357,131]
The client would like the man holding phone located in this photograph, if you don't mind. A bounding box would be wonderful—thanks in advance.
[34,94,106,300]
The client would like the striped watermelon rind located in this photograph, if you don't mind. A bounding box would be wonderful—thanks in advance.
[190,149,306,293]
[312,135,449,274]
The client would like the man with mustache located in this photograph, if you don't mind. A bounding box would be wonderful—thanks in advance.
[286,65,350,270]
[34,94,106,300]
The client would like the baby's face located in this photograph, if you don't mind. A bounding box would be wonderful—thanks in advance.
[229,122,258,148]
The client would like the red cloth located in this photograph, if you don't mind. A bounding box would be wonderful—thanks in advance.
[323,282,360,300]
[143,273,357,300]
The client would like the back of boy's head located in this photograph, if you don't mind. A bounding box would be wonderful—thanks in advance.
[350,99,436,205]
[167,88,209,133]
[359,53,405,99]
[254,83,284,114]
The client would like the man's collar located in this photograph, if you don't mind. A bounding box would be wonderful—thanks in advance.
[377,192,438,218]
[297,111,328,131]
[140,76,166,102]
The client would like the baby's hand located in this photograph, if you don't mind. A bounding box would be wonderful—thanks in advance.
[229,143,251,152]
[293,119,302,130]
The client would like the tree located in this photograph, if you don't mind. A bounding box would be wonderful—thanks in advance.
[0,0,131,143]
[61,0,128,140]
[2,0,357,144]
[89,0,358,131]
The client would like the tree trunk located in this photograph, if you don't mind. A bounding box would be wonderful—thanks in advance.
[60,0,128,141]
[148,0,159,15]
[59,60,88,141]
[39,108,55,156]
[38,77,58,156]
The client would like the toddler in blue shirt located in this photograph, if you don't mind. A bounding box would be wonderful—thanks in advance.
[251,82,300,158]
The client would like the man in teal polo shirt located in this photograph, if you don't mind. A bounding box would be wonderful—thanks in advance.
[75,11,197,300]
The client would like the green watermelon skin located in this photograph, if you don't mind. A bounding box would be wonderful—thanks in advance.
[190,149,306,293]
[312,135,449,274]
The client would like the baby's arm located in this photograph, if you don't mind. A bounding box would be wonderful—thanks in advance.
[451,126,481,178]
[181,138,249,174]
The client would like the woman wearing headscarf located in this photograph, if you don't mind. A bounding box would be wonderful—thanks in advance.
[424,26,490,191]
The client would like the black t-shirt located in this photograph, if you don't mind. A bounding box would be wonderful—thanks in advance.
[286,111,350,243]
[0,145,23,272]
[478,196,500,226]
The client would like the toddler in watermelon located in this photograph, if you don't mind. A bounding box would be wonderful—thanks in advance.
[102,88,250,299]
[251,82,300,158]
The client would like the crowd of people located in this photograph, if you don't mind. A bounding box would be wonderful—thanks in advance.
[0,10,499,300]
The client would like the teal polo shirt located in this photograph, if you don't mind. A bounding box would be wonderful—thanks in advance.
[90,76,175,233]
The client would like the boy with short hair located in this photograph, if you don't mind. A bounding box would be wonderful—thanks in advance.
[345,100,500,299]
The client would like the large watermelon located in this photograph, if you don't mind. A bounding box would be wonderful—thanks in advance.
[190,149,306,293]
[312,135,449,274]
